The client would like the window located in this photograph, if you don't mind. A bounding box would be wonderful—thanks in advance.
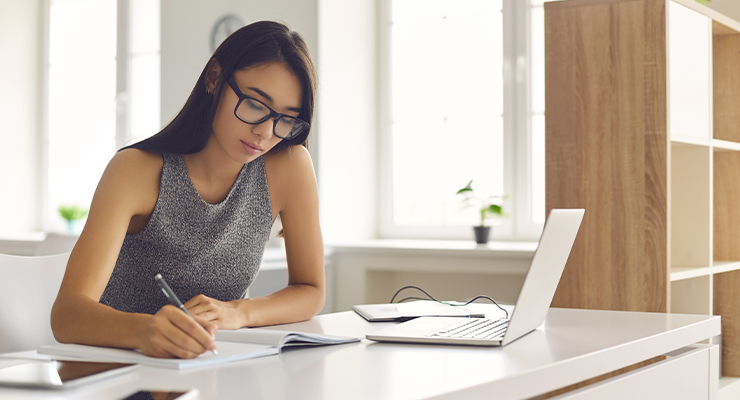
[45,0,160,232]
[380,0,544,240]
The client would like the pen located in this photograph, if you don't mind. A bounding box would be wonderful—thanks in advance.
[154,273,219,356]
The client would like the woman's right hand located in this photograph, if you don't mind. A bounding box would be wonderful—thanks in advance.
[136,305,218,359]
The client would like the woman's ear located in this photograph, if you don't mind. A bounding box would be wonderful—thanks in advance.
[204,58,222,95]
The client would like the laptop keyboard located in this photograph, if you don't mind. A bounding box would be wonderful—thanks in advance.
[427,318,509,340]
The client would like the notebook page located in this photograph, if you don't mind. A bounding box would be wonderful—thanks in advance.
[215,329,288,346]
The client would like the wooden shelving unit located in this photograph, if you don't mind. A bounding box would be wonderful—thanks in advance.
[545,0,740,376]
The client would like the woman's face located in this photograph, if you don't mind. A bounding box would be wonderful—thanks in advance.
[211,62,303,164]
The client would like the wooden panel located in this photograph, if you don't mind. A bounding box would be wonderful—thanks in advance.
[713,34,740,142]
[714,152,740,260]
[713,20,739,36]
[545,0,668,312]
[714,270,740,376]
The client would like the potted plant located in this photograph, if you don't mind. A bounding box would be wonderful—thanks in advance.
[58,204,89,234]
[456,180,507,244]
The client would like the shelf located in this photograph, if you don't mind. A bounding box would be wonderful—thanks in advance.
[546,0,740,376]
[670,266,712,281]
[712,139,740,152]
[668,263,740,281]
[671,135,710,147]
[669,262,740,280]
[713,261,740,275]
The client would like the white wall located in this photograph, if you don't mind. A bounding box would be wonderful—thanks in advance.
[0,0,42,234]
[317,0,378,242]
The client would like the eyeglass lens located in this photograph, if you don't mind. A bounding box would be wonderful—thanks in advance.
[236,98,303,139]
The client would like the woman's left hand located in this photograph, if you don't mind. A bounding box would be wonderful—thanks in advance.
[184,295,246,330]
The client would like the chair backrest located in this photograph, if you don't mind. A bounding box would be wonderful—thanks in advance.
[0,252,70,353]
[34,233,78,256]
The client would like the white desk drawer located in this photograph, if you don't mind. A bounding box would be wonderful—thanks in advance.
[549,345,717,400]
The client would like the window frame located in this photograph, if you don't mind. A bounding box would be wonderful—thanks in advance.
[378,0,543,241]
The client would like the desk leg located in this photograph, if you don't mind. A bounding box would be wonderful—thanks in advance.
[711,334,722,377]
[711,344,719,400]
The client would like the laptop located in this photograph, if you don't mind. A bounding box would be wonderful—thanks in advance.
[366,208,584,347]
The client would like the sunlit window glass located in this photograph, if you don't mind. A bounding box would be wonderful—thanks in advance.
[48,0,117,232]
[390,0,504,227]
[47,0,160,232]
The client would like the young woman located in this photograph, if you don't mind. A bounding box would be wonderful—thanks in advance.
[50,21,324,359]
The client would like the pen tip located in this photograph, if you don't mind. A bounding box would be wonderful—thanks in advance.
[212,349,219,356]
[154,273,162,280]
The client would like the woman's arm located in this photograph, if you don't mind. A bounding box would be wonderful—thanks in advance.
[186,146,325,328]
[51,149,217,358]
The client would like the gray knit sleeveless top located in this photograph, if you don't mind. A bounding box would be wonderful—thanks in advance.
[99,152,273,315]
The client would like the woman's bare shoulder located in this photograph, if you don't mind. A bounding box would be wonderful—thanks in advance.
[264,146,317,212]
[103,149,163,187]
[94,149,164,214]
[111,148,164,174]
[264,146,316,189]
[264,145,313,173]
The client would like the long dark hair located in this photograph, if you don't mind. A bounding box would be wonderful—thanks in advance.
[124,21,317,154]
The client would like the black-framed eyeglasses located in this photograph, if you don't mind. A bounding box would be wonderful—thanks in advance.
[226,76,309,140]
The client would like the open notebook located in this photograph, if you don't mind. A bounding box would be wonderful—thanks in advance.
[214,328,358,348]
[39,330,358,370]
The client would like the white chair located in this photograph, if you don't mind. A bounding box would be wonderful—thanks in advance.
[34,232,78,256]
[0,252,70,353]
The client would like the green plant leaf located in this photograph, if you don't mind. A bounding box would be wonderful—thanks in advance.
[487,204,503,215]
[456,180,474,195]
[58,204,89,221]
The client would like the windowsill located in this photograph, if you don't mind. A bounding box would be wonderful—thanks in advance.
[0,232,47,242]
[1,235,536,263]
[327,239,538,258]
[0,232,47,256]
[0,234,291,263]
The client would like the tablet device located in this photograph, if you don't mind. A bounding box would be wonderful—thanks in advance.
[353,301,487,322]
[0,359,136,390]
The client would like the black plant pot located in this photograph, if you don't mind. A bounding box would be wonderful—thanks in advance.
[473,226,491,244]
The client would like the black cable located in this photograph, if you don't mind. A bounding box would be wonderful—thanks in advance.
[389,285,509,319]
[396,296,438,303]
[390,285,438,303]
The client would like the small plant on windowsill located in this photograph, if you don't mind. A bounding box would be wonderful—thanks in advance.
[58,204,88,235]
[456,180,508,244]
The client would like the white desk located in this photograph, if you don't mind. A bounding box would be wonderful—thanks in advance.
[0,308,721,400]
